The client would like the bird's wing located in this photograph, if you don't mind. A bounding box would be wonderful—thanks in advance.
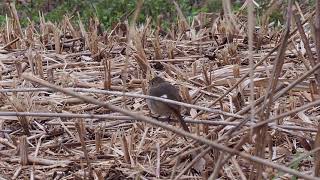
[149,82,190,133]
[149,82,181,101]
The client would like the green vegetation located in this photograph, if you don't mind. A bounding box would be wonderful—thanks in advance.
[0,0,294,29]
[0,0,190,29]
[0,0,221,29]
[0,14,5,26]
[268,9,283,24]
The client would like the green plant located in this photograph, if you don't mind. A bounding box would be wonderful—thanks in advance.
[0,15,5,26]
[0,0,213,29]
[269,9,283,24]
[207,0,223,13]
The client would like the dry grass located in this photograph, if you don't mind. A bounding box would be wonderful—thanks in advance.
[0,1,320,179]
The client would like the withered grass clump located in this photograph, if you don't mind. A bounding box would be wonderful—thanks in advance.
[1,1,320,179]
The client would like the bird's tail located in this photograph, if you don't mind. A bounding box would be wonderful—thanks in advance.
[172,109,190,132]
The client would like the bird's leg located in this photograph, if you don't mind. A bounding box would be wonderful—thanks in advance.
[167,115,177,124]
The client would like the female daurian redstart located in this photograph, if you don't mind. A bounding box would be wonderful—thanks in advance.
[147,76,190,132]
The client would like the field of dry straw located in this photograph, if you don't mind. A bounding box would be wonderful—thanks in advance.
[1,1,320,179]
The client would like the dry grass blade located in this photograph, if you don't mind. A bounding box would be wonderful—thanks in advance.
[264,1,292,176]
[315,0,320,67]
[95,126,102,153]
[75,119,93,178]
[294,9,316,68]
[19,136,28,166]
[247,0,255,125]
[103,58,112,90]
[313,125,320,176]
[156,142,160,178]
[6,2,23,39]
[251,2,292,179]
[172,0,189,32]
[121,134,130,164]
[128,0,151,75]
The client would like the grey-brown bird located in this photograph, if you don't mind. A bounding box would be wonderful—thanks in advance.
[146,76,190,132]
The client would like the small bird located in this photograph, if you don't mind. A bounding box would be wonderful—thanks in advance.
[146,76,190,132]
